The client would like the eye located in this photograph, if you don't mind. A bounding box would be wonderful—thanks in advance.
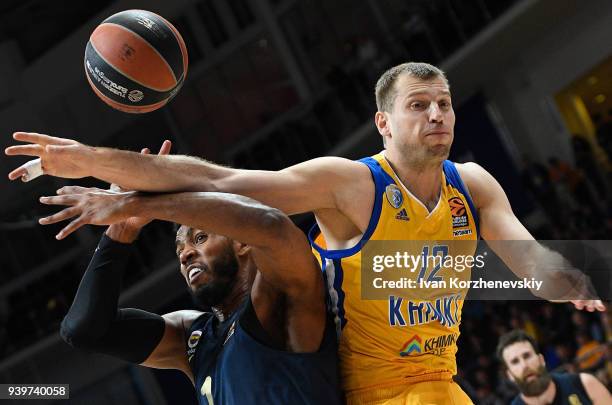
[439,100,451,109]
[195,233,208,244]
[410,101,426,110]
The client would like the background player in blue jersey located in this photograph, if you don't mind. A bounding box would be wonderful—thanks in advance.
[497,330,610,405]
[50,145,340,404]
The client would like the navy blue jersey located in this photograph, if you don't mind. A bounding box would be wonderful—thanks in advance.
[186,297,341,405]
[511,373,591,405]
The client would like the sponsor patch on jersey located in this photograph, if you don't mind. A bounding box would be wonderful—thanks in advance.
[187,330,203,362]
[399,335,422,356]
[395,208,409,221]
[453,229,473,237]
[400,333,458,357]
[188,330,203,349]
[385,184,403,209]
[448,197,469,228]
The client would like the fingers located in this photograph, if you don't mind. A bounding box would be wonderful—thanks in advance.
[571,300,606,312]
[8,166,28,181]
[141,148,151,154]
[56,186,90,195]
[39,206,81,225]
[4,144,45,157]
[57,217,87,240]
[593,300,606,312]
[13,132,75,146]
[158,140,172,155]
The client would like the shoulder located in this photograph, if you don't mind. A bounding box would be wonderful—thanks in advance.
[454,161,506,209]
[454,161,489,188]
[579,372,610,399]
[163,310,207,333]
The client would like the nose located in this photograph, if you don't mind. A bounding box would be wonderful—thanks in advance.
[428,102,443,123]
[179,245,197,266]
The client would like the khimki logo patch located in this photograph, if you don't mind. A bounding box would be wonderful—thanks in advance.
[395,208,409,221]
[385,184,403,209]
[400,333,458,357]
[448,197,469,228]
[399,335,422,356]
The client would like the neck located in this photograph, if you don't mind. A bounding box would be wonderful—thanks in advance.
[212,288,249,322]
[384,150,443,209]
[521,381,556,405]
[213,261,255,321]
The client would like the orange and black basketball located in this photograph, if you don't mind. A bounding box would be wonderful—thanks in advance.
[448,197,466,217]
[84,9,188,113]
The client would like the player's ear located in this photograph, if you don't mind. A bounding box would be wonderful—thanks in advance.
[375,111,391,137]
[233,241,251,257]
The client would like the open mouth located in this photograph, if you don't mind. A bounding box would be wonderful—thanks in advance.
[188,267,204,283]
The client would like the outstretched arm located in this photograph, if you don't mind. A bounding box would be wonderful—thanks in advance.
[5,132,368,216]
[40,187,322,297]
[458,162,605,312]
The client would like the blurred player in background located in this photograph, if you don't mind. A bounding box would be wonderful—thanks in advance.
[51,144,340,405]
[7,62,604,404]
[497,329,611,405]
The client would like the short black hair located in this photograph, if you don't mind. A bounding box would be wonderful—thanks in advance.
[496,329,539,367]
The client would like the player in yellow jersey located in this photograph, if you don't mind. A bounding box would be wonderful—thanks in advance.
[6,62,605,404]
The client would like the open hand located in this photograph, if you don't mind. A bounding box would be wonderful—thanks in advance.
[39,186,137,239]
[5,132,92,181]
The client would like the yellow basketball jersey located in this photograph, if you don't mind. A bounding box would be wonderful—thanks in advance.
[309,153,479,394]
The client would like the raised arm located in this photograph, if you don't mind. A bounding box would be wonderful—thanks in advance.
[458,162,604,311]
[6,132,369,216]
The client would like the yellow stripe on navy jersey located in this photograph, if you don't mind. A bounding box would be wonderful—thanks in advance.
[309,152,479,393]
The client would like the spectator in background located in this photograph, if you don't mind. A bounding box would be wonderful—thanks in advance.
[595,110,612,162]
[520,155,562,222]
[498,329,611,404]
[571,135,608,197]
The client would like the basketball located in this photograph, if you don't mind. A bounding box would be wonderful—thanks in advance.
[84,9,188,113]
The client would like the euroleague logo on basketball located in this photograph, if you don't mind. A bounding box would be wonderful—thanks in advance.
[448,197,468,228]
[128,90,144,102]
[86,60,128,98]
[86,60,143,103]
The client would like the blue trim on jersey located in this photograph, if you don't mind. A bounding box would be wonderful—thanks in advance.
[443,160,480,237]
[308,157,393,259]
[332,259,347,330]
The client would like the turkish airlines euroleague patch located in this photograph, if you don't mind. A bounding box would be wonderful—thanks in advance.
[448,197,469,228]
